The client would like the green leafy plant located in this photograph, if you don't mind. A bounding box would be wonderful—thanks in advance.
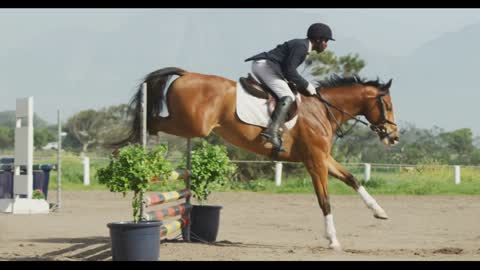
[182,141,236,205]
[97,144,173,223]
[32,189,45,200]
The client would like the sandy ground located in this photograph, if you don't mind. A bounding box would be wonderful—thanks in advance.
[0,190,479,261]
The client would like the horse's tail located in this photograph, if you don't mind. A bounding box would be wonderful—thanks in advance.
[110,67,187,148]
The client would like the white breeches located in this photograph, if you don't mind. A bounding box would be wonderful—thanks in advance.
[251,60,295,100]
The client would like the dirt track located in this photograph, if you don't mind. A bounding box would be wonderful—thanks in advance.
[1,191,479,261]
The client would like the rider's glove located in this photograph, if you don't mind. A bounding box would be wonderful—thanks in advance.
[306,83,317,96]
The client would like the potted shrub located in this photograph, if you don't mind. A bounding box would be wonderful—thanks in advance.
[97,144,172,261]
[182,141,236,243]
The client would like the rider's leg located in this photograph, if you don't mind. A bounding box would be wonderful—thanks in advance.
[251,60,296,101]
[260,95,294,151]
[251,60,295,152]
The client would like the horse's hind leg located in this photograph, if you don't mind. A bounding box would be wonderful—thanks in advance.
[327,156,388,219]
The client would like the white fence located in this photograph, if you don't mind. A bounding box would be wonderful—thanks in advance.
[15,154,479,187]
[229,160,480,186]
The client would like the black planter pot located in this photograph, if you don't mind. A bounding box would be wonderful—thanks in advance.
[107,221,162,261]
[184,205,222,243]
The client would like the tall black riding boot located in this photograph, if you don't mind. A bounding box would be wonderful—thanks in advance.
[260,96,294,152]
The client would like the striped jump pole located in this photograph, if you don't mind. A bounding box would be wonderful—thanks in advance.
[143,189,191,207]
[143,187,192,239]
[160,217,189,238]
[143,203,191,221]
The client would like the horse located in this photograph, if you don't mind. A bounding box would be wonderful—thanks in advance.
[118,67,399,250]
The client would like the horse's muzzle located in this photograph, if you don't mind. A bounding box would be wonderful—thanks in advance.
[381,131,399,145]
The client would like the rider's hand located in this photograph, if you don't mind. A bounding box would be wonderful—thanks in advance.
[306,83,317,96]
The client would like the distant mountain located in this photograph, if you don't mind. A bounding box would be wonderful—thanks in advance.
[389,22,480,135]
[312,22,480,136]
[332,36,399,81]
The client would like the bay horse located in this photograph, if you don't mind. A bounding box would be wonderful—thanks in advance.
[119,67,399,250]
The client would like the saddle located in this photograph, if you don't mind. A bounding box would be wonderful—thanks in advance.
[239,73,299,122]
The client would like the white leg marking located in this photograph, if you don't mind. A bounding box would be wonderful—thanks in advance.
[324,214,341,250]
[358,186,388,219]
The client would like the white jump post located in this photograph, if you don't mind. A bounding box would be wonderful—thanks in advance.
[0,97,49,214]
[275,161,283,186]
[454,165,461,185]
[83,156,90,186]
[364,163,371,182]
[56,110,62,210]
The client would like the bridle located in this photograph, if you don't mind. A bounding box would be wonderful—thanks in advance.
[368,93,397,140]
[315,92,397,140]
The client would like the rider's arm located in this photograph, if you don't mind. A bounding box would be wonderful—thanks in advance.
[282,44,316,95]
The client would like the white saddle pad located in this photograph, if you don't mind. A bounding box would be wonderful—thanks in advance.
[235,82,299,129]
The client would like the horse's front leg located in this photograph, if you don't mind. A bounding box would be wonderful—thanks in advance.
[305,153,341,251]
[327,155,388,219]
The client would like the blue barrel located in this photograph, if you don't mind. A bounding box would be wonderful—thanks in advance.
[33,165,53,199]
[0,163,54,199]
[0,170,13,199]
[0,158,14,164]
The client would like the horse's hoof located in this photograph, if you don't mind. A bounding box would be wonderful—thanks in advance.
[373,208,389,219]
[328,242,342,251]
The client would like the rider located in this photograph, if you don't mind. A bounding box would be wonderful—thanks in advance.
[245,23,335,152]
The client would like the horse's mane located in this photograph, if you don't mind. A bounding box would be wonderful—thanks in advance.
[316,74,386,90]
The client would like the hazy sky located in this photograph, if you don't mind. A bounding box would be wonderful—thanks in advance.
[292,8,480,56]
[1,8,480,135]
[2,8,480,56]
[24,8,479,56]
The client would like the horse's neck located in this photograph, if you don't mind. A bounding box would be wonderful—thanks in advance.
[321,87,365,125]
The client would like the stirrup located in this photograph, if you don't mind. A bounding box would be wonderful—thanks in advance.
[260,130,274,140]
[261,131,286,153]
[271,137,286,153]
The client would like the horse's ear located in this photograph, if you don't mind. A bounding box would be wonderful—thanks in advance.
[382,79,393,92]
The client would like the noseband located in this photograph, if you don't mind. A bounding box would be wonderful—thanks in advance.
[369,95,397,140]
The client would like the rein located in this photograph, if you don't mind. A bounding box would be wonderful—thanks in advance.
[315,92,396,139]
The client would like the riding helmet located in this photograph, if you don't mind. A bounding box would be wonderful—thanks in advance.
[307,23,335,41]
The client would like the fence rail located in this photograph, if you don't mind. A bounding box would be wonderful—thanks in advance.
[3,152,479,187]
[228,160,480,186]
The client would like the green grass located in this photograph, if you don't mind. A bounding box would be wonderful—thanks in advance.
[46,153,189,193]
[14,151,479,195]
[219,165,480,195]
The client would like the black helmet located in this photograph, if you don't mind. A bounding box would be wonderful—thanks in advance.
[307,23,335,41]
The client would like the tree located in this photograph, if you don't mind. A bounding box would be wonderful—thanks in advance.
[61,132,82,152]
[439,128,475,164]
[0,126,13,149]
[201,133,273,182]
[0,111,50,128]
[64,104,133,154]
[1,123,55,150]
[305,50,366,79]
[65,109,105,154]
[331,124,376,163]
[34,128,56,150]
[96,104,132,146]
[471,148,480,165]
[305,50,368,161]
